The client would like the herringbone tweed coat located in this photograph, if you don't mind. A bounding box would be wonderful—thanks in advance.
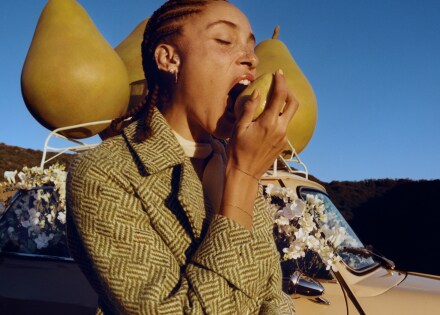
[66,108,295,314]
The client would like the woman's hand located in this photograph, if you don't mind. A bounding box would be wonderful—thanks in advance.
[227,69,299,180]
[220,69,298,229]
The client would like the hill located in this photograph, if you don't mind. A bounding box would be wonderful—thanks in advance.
[0,142,73,177]
[0,142,439,275]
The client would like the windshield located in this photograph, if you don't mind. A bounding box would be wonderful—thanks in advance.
[300,188,377,272]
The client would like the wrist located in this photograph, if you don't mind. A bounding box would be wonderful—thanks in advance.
[225,163,260,183]
[221,164,259,216]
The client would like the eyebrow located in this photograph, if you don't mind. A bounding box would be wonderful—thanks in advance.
[206,20,256,44]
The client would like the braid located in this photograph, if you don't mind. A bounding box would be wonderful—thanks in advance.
[135,84,159,142]
[109,97,146,134]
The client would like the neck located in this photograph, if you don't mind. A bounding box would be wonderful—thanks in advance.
[161,100,210,143]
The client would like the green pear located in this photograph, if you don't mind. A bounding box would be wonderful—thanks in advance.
[114,18,149,115]
[21,0,130,138]
[98,18,149,140]
[236,26,318,154]
[115,18,148,85]
[234,73,274,118]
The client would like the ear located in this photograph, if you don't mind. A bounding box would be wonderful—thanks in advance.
[154,44,180,72]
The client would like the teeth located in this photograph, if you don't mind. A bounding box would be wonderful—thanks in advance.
[238,79,251,86]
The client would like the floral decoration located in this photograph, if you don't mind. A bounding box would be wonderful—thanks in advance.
[0,163,68,255]
[265,183,344,272]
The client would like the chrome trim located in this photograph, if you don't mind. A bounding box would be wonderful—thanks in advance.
[284,271,325,298]
[0,251,74,262]
[310,296,331,305]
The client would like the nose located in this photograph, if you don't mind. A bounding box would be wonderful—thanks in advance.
[239,48,258,70]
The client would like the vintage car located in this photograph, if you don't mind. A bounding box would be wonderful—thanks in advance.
[1,132,439,314]
[261,165,440,315]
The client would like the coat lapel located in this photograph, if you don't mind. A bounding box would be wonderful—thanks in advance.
[177,161,211,240]
[122,108,209,239]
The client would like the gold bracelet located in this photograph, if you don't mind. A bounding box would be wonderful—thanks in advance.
[232,166,259,181]
[224,203,253,219]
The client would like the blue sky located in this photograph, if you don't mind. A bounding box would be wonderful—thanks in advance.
[1,0,439,182]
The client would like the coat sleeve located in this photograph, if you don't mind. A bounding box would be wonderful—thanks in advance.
[66,154,294,314]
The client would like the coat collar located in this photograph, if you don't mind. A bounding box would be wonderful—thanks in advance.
[122,108,210,239]
[122,108,185,174]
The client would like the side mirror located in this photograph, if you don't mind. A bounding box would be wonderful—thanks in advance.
[283,271,325,298]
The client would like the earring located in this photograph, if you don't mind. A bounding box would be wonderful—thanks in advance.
[170,67,178,84]
[173,68,178,83]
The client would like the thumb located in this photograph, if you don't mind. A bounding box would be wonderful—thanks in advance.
[237,89,260,124]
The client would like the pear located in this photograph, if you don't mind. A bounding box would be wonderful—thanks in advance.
[21,0,130,139]
[236,26,318,154]
[114,18,149,115]
[115,18,148,84]
[98,18,149,140]
[234,73,274,118]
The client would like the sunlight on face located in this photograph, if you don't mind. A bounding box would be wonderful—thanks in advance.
[161,1,257,141]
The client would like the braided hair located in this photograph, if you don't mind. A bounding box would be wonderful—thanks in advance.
[110,0,226,143]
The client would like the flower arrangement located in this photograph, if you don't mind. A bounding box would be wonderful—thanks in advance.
[265,184,344,273]
[0,163,68,255]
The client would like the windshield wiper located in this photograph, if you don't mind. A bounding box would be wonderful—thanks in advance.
[340,246,395,269]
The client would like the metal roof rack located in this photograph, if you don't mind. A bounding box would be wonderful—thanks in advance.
[40,120,113,168]
[268,139,309,179]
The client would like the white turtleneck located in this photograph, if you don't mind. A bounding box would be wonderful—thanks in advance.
[172,130,226,214]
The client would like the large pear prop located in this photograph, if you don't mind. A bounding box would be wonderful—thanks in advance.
[114,18,149,114]
[98,18,149,140]
[21,0,130,139]
[236,27,318,154]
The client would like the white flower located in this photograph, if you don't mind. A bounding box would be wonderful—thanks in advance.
[306,236,321,250]
[282,199,306,220]
[298,213,316,234]
[34,232,54,249]
[265,184,275,195]
[28,208,40,226]
[41,192,51,203]
[18,171,26,183]
[275,215,290,226]
[294,228,308,242]
[57,211,66,224]
[283,240,306,260]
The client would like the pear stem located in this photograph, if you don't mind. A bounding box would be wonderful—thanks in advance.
[272,26,280,39]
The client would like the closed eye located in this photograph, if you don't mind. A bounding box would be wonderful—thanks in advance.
[215,38,232,45]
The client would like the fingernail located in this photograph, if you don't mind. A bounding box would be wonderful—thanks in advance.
[277,69,284,76]
[251,89,259,100]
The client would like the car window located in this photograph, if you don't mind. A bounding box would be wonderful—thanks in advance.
[0,187,70,259]
[300,188,377,272]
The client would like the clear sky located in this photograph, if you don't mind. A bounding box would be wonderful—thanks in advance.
[1,0,439,182]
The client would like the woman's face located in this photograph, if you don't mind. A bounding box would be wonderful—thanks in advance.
[166,1,257,141]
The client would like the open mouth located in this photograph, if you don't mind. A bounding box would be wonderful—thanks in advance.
[226,79,252,115]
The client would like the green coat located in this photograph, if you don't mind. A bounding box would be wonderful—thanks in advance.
[66,108,295,314]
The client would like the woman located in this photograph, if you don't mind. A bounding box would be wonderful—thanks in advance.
[66,0,298,314]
